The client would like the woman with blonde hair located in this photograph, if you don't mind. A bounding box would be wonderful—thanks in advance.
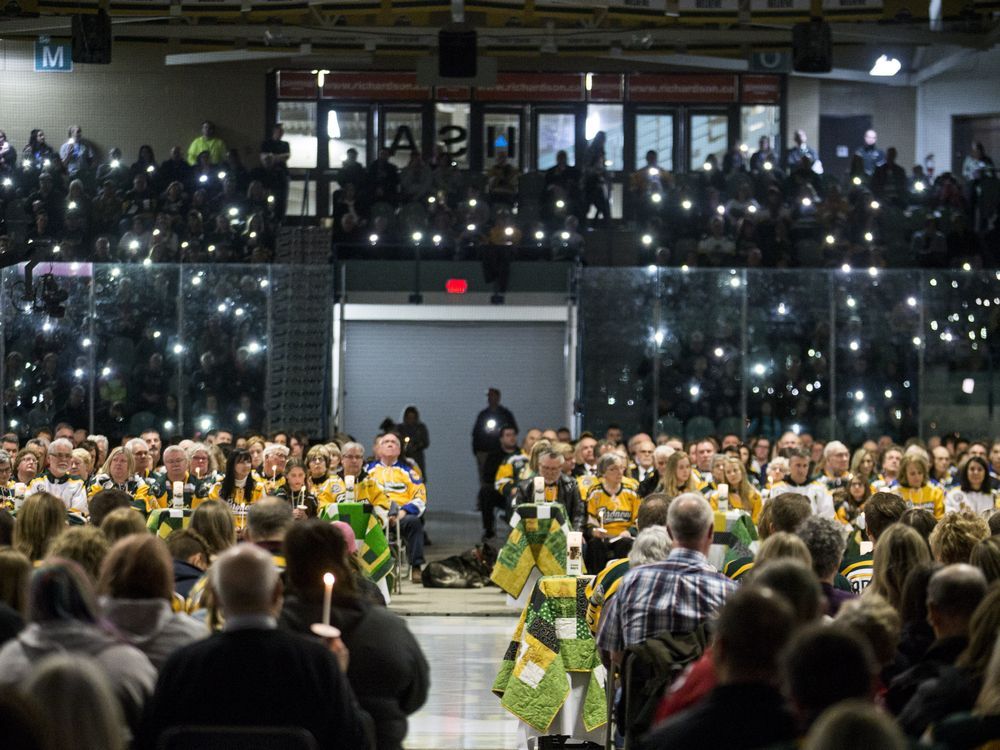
[928,509,990,565]
[866,523,931,610]
[756,531,813,569]
[304,445,346,508]
[897,452,945,519]
[658,450,698,500]
[24,654,126,750]
[13,492,66,561]
[711,456,763,523]
[188,499,236,558]
[100,507,149,545]
[70,448,94,482]
[88,447,149,511]
[849,448,877,486]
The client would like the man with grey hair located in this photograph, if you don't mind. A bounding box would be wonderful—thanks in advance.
[137,544,369,749]
[247,497,294,571]
[26,437,88,514]
[144,445,201,510]
[819,440,850,492]
[125,437,153,479]
[510,448,583,529]
[886,563,987,714]
[597,493,736,664]
[259,443,290,495]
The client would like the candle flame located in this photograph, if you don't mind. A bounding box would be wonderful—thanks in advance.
[323,572,335,586]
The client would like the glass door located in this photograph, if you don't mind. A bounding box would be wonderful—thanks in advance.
[320,103,371,217]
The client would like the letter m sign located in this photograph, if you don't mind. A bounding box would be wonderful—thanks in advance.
[35,40,73,73]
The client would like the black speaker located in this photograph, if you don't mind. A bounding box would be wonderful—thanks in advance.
[72,9,112,64]
[792,20,831,73]
[438,28,476,78]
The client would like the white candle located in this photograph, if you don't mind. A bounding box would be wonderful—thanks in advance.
[322,572,335,626]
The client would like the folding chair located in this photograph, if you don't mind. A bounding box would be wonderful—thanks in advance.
[382,506,408,594]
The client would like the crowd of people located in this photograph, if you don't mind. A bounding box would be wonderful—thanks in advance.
[0,423,431,749]
[0,122,290,263]
[330,127,1000,270]
[471,392,1000,746]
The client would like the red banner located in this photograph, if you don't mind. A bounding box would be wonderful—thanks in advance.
[628,74,737,103]
[436,85,471,101]
[588,74,624,102]
[740,74,782,104]
[277,70,316,99]
[322,73,430,100]
[476,73,584,102]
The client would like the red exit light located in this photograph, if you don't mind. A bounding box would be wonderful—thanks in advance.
[445,278,469,294]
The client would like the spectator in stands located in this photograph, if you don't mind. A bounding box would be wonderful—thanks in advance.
[280,520,429,750]
[544,149,581,224]
[59,124,96,180]
[165,529,210,599]
[96,147,129,192]
[129,145,157,185]
[117,215,151,259]
[365,147,400,205]
[122,172,157,221]
[158,145,191,189]
[886,564,987,714]
[137,544,368,749]
[260,123,290,212]
[785,129,818,173]
[22,129,57,172]
[804,701,907,750]
[582,132,610,226]
[0,130,16,175]
[597,492,736,663]
[641,587,798,750]
[510,447,583,529]
[400,149,434,204]
[369,432,427,582]
[486,150,519,208]
[970,536,1000,582]
[186,120,227,166]
[872,147,908,207]
[338,147,365,193]
[750,135,777,173]
[856,129,886,176]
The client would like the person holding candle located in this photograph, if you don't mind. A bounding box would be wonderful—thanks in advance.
[256,443,289,496]
[186,442,221,496]
[274,458,319,519]
[138,543,369,750]
[509,447,584,530]
[208,449,263,532]
[279,520,429,750]
[143,445,206,511]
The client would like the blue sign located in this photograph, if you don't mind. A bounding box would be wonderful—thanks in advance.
[34,40,73,73]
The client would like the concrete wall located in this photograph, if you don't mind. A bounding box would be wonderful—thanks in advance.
[917,47,1000,174]
[818,81,916,168]
[0,40,271,165]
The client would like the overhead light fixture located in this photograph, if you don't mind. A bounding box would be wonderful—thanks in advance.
[870,54,902,77]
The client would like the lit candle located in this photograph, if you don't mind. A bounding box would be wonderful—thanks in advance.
[272,467,277,482]
[196,467,201,480]
[322,572,335,626]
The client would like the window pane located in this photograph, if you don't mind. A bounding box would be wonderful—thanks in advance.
[278,101,317,169]
[382,110,422,169]
[435,103,470,169]
[288,180,317,217]
[537,113,576,171]
[585,104,624,171]
[484,112,521,170]
[327,110,367,172]
[635,114,674,172]
[740,105,780,154]
[690,113,728,172]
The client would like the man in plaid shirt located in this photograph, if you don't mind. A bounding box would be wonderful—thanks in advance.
[598,493,736,664]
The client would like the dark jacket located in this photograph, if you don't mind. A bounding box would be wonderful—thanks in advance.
[279,593,429,750]
[471,406,518,454]
[898,664,981,737]
[886,635,968,715]
[641,683,797,750]
[137,625,369,750]
[172,559,204,600]
[510,474,584,531]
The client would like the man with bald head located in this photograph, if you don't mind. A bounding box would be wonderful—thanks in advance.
[138,544,369,749]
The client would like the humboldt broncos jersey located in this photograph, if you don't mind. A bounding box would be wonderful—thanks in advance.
[585,482,641,537]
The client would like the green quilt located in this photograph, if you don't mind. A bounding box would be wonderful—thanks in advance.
[492,575,606,733]
[490,503,571,598]
[318,502,393,583]
[146,507,193,539]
